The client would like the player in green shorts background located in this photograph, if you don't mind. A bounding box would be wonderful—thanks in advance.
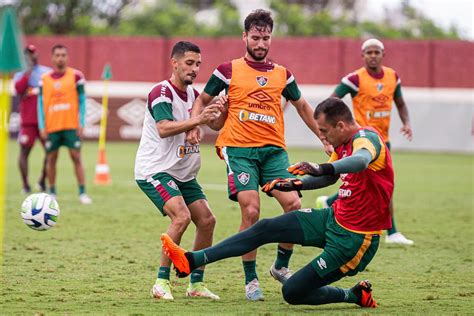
[162,98,394,308]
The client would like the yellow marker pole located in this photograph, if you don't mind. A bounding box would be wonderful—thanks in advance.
[94,64,112,185]
[0,73,10,264]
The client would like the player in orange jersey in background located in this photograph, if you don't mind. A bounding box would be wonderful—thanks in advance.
[38,44,92,204]
[318,38,413,245]
[186,9,328,301]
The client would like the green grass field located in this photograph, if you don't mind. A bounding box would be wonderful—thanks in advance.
[1,140,473,315]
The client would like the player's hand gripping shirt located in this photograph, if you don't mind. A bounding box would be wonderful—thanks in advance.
[335,66,402,142]
[330,127,394,233]
[204,57,301,149]
[135,80,201,182]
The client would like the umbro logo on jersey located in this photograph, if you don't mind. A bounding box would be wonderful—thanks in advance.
[237,172,250,185]
[317,257,327,270]
[256,75,268,87]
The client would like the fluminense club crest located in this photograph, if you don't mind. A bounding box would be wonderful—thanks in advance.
[167,180,178,190]
[256,76,268,87]
[376,82,384,92]
[237,172,250,185]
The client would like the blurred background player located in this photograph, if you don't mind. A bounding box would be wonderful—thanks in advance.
[38,44,92,204]
[13,44,51,194]
[185,9,327,301]
[135,41,221,300]
[317,38,413,245]
[162,97,393,308]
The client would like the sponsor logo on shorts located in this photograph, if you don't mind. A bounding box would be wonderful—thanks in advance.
[317,257,327,270]
[237,172,250,185]
[74,140,81,148]
[297,208,312,213]
[45,141,52,149]
[256,75,268,87]
[239,110,275,124]
[176,144,200,158]
[167,180,178,190]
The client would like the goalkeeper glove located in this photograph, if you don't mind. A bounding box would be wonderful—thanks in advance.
[261,178,303,197]
[288,161,335,176]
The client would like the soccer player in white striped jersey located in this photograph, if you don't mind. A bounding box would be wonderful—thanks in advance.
[135,41,222,300]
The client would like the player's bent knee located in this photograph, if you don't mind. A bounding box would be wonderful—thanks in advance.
[242,206,260,224]
[198,214,216,231]
[281,280,300,305]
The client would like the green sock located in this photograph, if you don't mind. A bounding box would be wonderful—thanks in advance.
[79,185,85,195]
[190,269,204,284]
[157,266,170,280]
[343,288,358,303]
[49,186,56,195]
[275,246,293,269]
[387,215,398,235]
[243,260,258,284]
[327,193,339,206]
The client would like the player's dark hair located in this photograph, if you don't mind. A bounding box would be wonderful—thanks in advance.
[314,97,354,126]
[171,41,201,58]
[244,9,273,33]
[51,44,67,54]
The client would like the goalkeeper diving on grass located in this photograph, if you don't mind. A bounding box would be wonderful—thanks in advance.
[162,97,394,307]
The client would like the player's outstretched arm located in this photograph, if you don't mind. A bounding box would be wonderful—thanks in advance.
[290,97,333,155]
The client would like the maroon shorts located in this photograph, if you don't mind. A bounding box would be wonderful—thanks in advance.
[18,125,43,148]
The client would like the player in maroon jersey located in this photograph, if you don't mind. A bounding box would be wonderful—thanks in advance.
[161,97,392,308]
[13,45,51,193]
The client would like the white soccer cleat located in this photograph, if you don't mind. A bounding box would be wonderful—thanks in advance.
[186,282,220,300]
[151,279,174,300]
[316,196,329,209]
[79,193,93,205]
[269,263,292,284]
[245,278,264,301]
[385,232,414,245]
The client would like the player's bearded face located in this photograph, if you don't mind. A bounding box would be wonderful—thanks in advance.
[245,27,271,61]
[177,52,201,85]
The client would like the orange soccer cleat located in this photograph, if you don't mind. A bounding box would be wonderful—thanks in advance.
[160,233,191,277]
[352,280,377,308]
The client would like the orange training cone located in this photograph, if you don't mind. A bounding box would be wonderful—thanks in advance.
[94,149,111,185]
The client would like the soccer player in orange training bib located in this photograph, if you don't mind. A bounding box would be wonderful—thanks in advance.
[38,45,92,204]
[186,9,327,301]
[162,97,392,308]
[317,38,413,245]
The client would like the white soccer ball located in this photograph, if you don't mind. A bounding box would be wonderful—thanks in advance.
[21,193,60,231]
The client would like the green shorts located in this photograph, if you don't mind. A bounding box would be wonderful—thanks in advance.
[45,129,81,153]
[136,173,206,216]
[295,207,380,283]
[221,146,293,201]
